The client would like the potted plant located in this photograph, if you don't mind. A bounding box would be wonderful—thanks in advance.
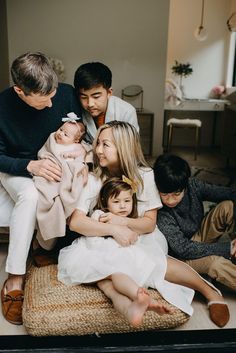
[171,60,193,96]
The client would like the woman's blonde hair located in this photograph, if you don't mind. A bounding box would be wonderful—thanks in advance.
[92,121,150,190]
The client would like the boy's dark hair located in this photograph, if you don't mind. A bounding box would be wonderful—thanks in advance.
[153,154,191,193]
[11,52,58,95]
[74,62,112,92]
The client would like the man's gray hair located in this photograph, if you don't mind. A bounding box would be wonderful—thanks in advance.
[11,52,58,95]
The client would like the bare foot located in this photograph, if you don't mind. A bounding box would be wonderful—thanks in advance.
[4,275,24,293]
[139,287,173,315]
[148,297,174,315]
[126,287,150,327]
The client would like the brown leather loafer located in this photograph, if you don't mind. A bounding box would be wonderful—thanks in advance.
[1,280,24,325]
[208,301,230,328]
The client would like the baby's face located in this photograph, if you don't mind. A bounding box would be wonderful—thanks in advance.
[55,122,83,145]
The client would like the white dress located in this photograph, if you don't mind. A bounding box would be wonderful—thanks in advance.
[58,168,195,315]
[58,209,167,284]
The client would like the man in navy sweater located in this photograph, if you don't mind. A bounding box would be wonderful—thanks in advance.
[0,52,81,325]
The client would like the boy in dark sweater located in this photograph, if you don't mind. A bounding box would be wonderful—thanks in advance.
[153,154,236,292]
[0,52,81,325]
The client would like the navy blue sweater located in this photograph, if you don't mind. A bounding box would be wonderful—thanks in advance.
[157,178,236,260]
[0,83,81,177]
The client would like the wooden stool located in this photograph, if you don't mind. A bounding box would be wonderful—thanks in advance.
[167,118,202,160]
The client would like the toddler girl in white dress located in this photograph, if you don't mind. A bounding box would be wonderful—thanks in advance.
[58,176,173,327]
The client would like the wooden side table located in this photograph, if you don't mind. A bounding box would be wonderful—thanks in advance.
[137,109,154,156]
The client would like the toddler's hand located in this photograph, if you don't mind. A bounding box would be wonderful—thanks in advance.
[112,225,138,247]
[99,212,127,226]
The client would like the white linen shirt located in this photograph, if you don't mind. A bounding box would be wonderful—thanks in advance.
[82,96,139,141]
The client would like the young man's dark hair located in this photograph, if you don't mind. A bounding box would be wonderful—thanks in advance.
[73,61,139,142]
[153,154,191,194]
[74,62,112,92]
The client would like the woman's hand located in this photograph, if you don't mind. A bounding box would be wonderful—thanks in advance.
[99,212,128,226]
[112,225,138,247]
[80,164,89,186]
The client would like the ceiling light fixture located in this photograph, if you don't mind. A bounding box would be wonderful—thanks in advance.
[194,0,208,41]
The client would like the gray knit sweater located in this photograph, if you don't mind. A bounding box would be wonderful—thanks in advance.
[157,178,236,260]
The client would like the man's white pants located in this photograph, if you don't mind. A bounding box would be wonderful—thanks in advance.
[0,173,38,275]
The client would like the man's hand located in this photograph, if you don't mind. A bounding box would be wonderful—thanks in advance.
[99,212,128,226]
[111,225,138,247]
[27,160,62,181]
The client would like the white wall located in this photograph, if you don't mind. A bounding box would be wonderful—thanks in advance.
[6,0,170,156]
[164,0,235,147]
[166,0,232,99]
[5,0,234,152]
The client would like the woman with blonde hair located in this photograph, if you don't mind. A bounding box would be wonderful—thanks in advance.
[62,121,229,328]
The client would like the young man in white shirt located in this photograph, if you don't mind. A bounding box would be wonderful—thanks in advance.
[73,62,139,142]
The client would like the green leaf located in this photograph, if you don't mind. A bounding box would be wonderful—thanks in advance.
[171,61,193,78]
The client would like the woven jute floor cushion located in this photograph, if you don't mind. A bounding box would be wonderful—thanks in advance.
[22,264,189,336]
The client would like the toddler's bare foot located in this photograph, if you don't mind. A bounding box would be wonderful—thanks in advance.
[135,287,173,315]
[126,287,150,327]
[148,297,174,315]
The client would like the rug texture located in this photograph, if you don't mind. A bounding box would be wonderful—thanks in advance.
[22,265,189,336]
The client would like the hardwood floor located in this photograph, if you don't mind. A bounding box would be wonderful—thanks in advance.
[149,146,235,170]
